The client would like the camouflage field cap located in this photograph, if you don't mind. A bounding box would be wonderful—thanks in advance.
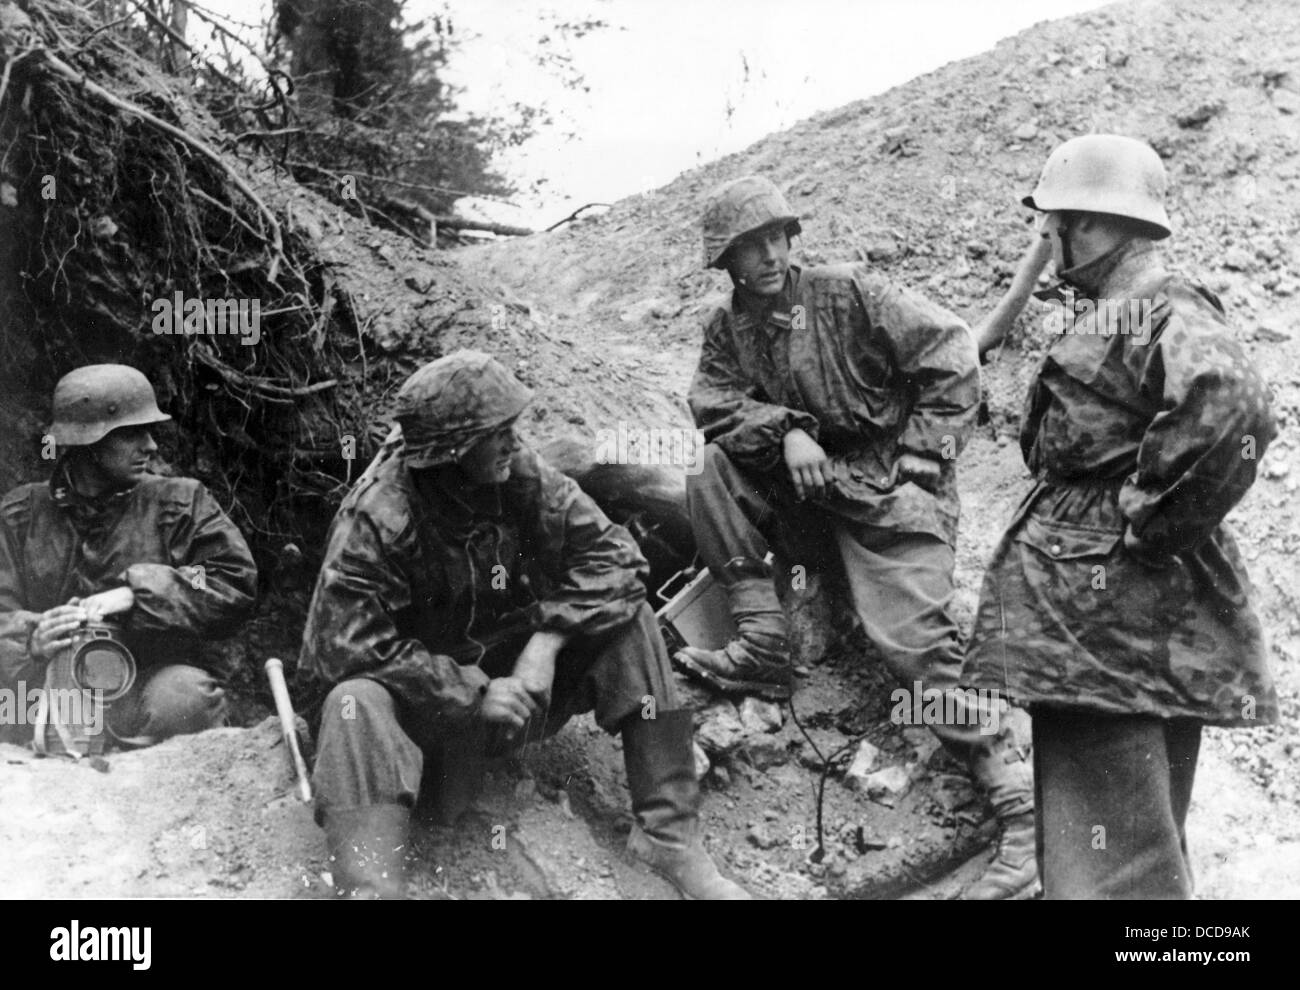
[702,175,802,269]
[1024,134,1172,239]
[50,364,171,447]
[395,350,533,468]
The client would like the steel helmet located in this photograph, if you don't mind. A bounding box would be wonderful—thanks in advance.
[1023,134,1172,239]
[395,350,533,469]
[49,364,171,447]
[702,175,802,269]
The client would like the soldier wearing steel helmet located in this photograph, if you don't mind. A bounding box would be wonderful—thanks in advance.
[964,135,1278,898]
[680,175,1037,899]
[301,350,750,900]
[0,365,256,750]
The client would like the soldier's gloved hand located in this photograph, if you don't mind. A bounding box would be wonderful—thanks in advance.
[29,600,89,661]
[782,428,831,501]
[481,677,540,734]
[1122,527,1175,570]
[897,453,942,494]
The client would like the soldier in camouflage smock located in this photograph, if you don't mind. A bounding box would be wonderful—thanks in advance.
[964,135,1278,899]
[678,175,1037,900]
[301,351,749,899]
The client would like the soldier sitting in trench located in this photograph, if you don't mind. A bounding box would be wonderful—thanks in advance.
[0,365,257,754]
[300,349,750,899]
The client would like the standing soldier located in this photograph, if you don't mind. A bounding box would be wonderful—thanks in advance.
[677,176,1036,900]
[301,350,749,900]
[0,365,256,752]
[964,135,1278,898]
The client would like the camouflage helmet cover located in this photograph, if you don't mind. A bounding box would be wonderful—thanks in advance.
[1024,134,1172,239]
[702,175,802,269]
[49,364,171,447]
[395,349,533,469]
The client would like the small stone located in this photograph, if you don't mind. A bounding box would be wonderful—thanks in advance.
[844,740,883,790]
[1223,247,1254,272]
[738,697,784,733]
[1264,460,1289,480]
[1255,321,1290,342]
[1174,101,1223,128]
[746,823,781,850]
[1012,122,1039,141]
[1274,89,1300,115]
[965,240,990,259]
[739,732,789,769]
[91,216,118,240]
[866,239,901,263]
[863,765,912,802]
[693,741,711,780]
[696,702,746,756]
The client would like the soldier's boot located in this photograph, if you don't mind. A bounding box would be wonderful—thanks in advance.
[673,570,793,701]
[961,810,1037,901]
[622,709,752,900]
[323,804,410,899]
[961,732,1038,900]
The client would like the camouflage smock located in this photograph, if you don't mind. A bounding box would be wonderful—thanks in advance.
[964,239,1278,726]
[688,262,980,545]
[298,433,649,726]
[0,464,258,687]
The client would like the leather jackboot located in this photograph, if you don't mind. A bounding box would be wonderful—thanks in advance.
[961,728,1038,900]
[622,709,752,899]
[323,804,411,899]
[674,562,793,701]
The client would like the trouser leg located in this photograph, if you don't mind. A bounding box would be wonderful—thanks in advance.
[313,678,424,814]
[549,602,679,732]
[833,523,1024,771]
[677,444,797,698]
[1033,708,1198,899]
[836,522,1036,899]
[312,678,420,898]
[108,664,228,742]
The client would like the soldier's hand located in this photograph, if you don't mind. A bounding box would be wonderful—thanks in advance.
[481,677,540,732]
[1123,527,1175,570]
[512,630,565,709]
[897,453,942,494]
[29,601,89,661]
[783,428,831,501]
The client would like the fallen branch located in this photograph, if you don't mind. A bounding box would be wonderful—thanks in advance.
[35,47,287,282]
[386,196,533,238]
[545,202,610,232]
[194,346,337,399]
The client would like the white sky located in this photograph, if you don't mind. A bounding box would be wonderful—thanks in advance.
[196,0,1113,226]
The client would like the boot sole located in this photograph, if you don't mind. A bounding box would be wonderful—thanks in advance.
[673,652,793,701]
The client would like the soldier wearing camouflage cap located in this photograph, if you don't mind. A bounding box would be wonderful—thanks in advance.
[302,349,750,899]
[0,365,256,752]
[964,134,1278,898]
[679,175,1038,899]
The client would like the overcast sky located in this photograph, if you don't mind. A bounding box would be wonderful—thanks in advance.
[201,0,1113,225]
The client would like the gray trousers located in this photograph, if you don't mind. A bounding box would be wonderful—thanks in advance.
[686,443,1031,811]
[1034,708,1201,899]
[312,603,677,817]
